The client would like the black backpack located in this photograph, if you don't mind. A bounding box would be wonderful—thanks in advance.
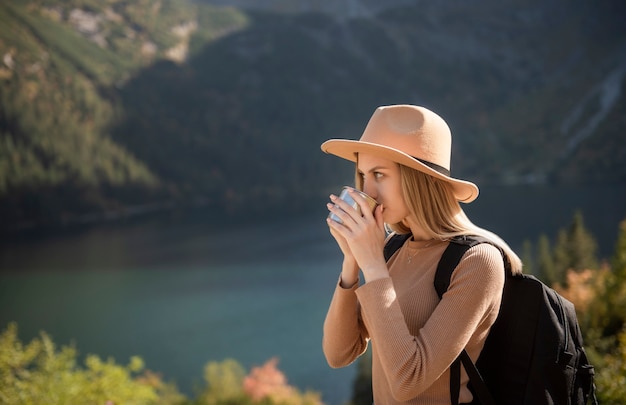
[383,234,598,405]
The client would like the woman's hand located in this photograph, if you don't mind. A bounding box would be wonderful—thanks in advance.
[327,188,388,283]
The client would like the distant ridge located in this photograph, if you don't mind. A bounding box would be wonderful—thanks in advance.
[1,0,625,230]
[196,0,414,19]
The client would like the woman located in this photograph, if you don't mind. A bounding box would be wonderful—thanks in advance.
[321,104,522,404]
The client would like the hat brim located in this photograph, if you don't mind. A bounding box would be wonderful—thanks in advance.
[321,139,479,203]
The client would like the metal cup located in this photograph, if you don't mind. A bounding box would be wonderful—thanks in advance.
[328,186,378,224]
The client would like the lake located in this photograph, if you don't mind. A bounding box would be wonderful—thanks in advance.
[1,184,625,405]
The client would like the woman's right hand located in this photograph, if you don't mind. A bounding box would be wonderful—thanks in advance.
[327,200,360,287]
[327,189,388,285]
[327,216,353,256]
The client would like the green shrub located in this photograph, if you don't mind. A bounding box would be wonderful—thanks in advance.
[0,322,183,405]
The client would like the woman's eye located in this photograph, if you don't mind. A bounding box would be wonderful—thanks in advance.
[358,171,383,180]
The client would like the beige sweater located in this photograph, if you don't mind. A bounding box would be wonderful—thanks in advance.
[322,238,505,404]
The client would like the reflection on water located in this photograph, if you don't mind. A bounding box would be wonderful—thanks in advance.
[1,184,625,404]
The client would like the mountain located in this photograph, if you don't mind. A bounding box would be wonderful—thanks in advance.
[1,0,625,231]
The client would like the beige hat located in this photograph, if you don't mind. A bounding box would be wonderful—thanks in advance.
[321,104,479,203]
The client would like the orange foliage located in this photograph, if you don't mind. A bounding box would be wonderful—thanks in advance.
[554,269,595,311]
[554,267,608,313]
[243,358,297,402]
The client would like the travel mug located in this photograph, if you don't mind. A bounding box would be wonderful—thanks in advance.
[328,186,378,224]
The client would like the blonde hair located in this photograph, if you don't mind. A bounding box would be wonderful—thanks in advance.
[355,163,523,274]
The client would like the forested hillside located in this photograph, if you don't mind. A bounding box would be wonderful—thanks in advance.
[1,0,625,231]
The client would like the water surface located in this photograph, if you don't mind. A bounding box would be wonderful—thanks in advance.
[1,184,625,404]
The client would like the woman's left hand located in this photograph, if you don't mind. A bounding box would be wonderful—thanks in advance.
[327,188,389,282]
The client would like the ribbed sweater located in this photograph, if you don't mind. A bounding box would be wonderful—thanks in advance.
[322,238,505,404]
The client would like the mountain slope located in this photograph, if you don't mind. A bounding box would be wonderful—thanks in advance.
[1,0,624,230]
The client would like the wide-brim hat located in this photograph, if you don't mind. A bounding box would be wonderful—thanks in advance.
[321,104,479,203]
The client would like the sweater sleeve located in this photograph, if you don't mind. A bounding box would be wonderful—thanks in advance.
[355,243,504,401]
[322,276,370,368]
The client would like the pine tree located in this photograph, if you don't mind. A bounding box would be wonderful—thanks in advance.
[552,229,570,285]
[584,218,626,403]
[552,211,599,286]
[569,211,599,271]
[602,218,626,337]
[521,239,534,276]
[537,234,558,285]
[612,218,626,280]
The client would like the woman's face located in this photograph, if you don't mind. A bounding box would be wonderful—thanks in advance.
[357,153,410,225]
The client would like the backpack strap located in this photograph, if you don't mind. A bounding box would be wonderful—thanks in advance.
[434,236,483,297]
[383,233,412,261]
[435,235,497,405]
[384,233,499,405]
[434,235,495,296]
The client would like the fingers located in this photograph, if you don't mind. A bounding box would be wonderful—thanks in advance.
[348,189,376,220]
[325,190,386,271]
[327,194,358,225]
